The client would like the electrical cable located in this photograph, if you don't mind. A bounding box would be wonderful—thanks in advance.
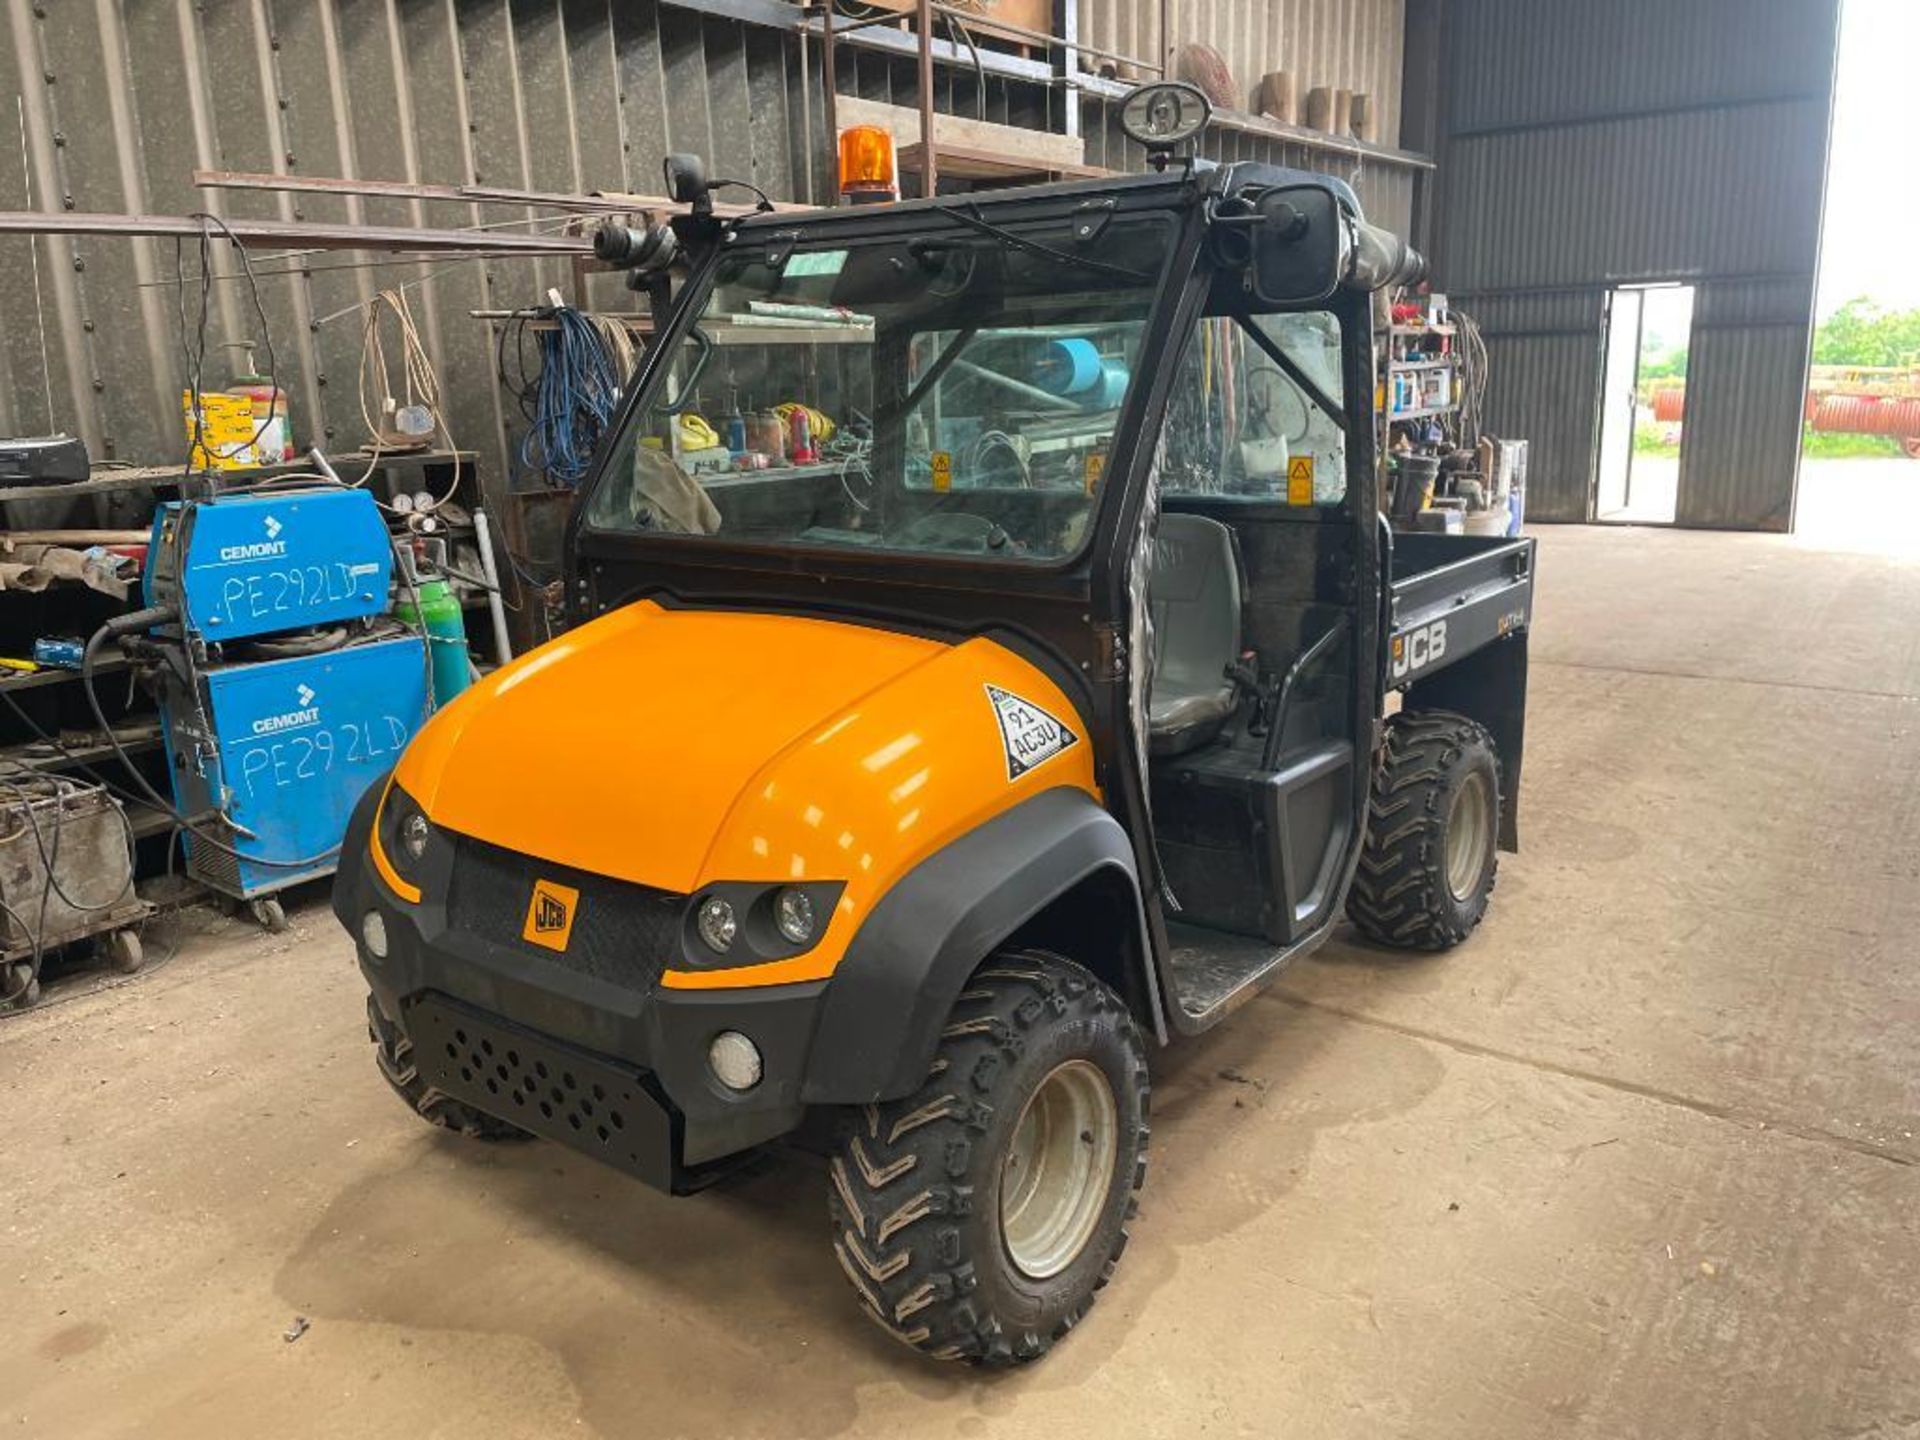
[1453,306,1489,449]
[176,212,283,485]
[242,626,349,659]
[353,287,464,512]
[0,684,144,801]
[942,12,987,121]
[503,304,624,488]
[706,177,777,214]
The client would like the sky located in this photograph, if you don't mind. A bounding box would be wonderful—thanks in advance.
[1815,0,1920,316]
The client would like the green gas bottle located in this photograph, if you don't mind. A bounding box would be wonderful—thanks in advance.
[396,578,472,706]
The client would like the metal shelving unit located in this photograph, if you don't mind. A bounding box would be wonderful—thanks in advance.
[1385,321,1459,425]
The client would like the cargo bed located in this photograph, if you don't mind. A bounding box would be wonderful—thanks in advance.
[1384,531,1535,689]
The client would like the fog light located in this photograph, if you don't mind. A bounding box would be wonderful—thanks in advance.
[708,1030,763,1091]
[401,811,430,860]
[361,909,389,959]
[697,896,737,954]
[774,887,815,945]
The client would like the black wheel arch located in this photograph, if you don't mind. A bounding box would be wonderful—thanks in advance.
[1402,631,1527,852]
[803,787,1164,1105]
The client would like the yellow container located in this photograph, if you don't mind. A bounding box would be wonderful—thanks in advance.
[182,390,262,470]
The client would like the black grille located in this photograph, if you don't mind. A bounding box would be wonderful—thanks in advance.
[445,833,683,993]
[406,992,673,1185]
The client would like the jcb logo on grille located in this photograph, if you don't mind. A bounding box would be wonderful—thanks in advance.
[522,879,580,953]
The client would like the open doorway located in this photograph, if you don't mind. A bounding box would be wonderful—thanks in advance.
[1593,283,1694,524]
[1797,0,1920,551]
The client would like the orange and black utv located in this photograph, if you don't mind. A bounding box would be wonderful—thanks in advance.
[334,83,1533,1365]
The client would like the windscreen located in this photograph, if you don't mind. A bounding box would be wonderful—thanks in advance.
[583,215,1174,564]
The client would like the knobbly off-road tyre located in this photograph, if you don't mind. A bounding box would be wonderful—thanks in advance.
[826,951,1149,1366]
[1347,710,1501,951]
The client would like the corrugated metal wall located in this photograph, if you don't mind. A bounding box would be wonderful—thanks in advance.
[1080,95,1417,237]
[0,0,1413,500]
[1078,0,1406,142]
[1431,0,1841,529]
[0,0,806,485]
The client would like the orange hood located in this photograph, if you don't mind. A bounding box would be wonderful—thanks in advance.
[394,600,1099,985]
[395,602,944,893]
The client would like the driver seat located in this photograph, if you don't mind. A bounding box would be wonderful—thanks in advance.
[1147,514,1243,757]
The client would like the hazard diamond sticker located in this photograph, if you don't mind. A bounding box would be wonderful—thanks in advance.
[985,684,1080,781]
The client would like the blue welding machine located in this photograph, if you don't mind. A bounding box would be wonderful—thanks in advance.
[145,487,434,907]
[145,487,394,641]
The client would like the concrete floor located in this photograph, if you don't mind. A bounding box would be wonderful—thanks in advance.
[1594,454,1920,539]
[5,518,1920,1439]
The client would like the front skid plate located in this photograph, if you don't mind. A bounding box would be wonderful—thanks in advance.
[406,992,677,1187]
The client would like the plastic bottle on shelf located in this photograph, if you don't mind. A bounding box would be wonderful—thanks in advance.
[228,345,293,461]
[726,390,748,456]
[789,405,817,464]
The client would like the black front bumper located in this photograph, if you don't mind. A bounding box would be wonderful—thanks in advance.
[333,789,827,1194]
[407,990,679,1174]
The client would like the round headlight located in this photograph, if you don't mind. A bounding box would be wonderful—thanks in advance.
[774,887,815,945]
[361,909,388,959]
[697,896,737,953]
[401,811,431,861]
[708,1030,763,1091]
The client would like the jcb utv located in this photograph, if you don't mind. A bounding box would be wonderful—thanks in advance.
[335,82,1534,1366]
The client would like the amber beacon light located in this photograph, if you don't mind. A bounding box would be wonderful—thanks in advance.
[838,125,898,203]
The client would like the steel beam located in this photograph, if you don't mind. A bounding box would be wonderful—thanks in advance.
[0,211,597,255]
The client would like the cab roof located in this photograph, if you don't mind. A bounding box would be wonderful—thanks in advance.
[729,160,1371,241]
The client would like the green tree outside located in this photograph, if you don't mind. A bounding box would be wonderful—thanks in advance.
[1813,297,1920,367]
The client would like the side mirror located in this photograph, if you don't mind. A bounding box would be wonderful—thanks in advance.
[663,153,711,212]
[1251,185,1348,307]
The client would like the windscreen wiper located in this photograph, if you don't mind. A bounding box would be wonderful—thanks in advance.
[939,204,1154,284]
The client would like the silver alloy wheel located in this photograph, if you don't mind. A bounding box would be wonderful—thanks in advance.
[1446,769,1494,902]
[999,1059,1119,1280]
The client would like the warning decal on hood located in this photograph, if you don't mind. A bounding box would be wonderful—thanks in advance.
[986,684,1080,781]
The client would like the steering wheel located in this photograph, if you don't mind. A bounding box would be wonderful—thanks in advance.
[967,430,1033,488]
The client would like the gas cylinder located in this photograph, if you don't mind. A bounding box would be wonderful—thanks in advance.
[395,578,472,706]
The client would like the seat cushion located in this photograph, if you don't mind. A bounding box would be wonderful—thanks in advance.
[1148,688,1237,756]
[1147,513,1243,757]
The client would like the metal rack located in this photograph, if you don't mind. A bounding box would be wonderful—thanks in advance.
[1386,323,1459,424]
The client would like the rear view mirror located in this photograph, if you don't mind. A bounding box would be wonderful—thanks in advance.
[1251,185,1348,307]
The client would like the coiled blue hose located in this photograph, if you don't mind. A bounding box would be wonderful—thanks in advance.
[518,306,622,488]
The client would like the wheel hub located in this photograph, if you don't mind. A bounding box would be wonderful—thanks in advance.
[1446,769,1493,902]
[999,1059,1119,1280]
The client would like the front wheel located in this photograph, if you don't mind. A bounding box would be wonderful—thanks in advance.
[827,951,1149,1365]
[1347,710,1501,951]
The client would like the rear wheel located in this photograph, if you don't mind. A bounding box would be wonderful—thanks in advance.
[1347,710,1501,951]
[366,995,528,1141]
[827,951,1149,1365]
